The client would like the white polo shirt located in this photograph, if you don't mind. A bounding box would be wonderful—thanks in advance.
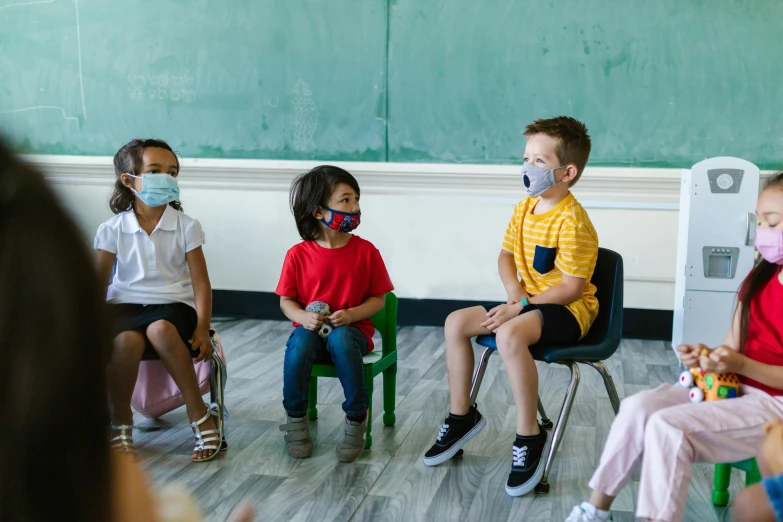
[94,205,205,309]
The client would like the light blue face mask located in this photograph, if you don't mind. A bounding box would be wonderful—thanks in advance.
[126,173,180,207]
[521,163,567,197]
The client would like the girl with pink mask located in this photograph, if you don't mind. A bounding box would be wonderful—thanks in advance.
[566,172,783,522]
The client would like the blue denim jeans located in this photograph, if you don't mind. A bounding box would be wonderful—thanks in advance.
[283,326,369,418]
[763,474,783,522]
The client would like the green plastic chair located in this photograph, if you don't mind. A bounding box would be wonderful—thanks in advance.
[712,458,761,506]
[306,292,398,449]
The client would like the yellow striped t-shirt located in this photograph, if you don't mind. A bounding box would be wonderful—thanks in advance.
[502,192,599,338]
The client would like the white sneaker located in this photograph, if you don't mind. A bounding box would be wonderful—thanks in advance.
[564,502,612,522]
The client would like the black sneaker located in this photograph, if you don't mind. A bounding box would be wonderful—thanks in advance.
[505,424,551,496]
[422,405,486,466]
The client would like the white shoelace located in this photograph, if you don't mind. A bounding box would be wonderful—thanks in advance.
[512,445,528,467]
[436,424,449,442]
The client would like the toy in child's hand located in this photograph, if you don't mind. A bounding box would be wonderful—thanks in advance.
[678,349,741,402]
[305,301,332,338]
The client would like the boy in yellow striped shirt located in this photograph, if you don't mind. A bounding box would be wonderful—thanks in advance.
[423,116,599,497]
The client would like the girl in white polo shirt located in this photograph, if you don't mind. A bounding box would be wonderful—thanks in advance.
[95,139,222,463]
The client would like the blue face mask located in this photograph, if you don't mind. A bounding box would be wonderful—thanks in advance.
[126,173,180,207]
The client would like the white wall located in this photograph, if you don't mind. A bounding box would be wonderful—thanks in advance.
[32,155,682,310]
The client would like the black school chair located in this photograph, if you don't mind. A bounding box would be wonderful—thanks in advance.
[469,248,624,493]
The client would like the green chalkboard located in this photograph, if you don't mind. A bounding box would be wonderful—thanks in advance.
[0,0,387,160]
[2,1,782,168]
[387,1,783,168]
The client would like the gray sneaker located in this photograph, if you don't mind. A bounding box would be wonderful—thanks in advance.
[279,414,313,458]
[335,412,368,462]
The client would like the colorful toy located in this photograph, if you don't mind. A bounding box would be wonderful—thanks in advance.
[678,350,741,402]
[305,301,332,338]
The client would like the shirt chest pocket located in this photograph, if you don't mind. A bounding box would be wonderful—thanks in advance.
[533,245,557,275]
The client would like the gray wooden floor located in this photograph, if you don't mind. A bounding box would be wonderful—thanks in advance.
[133,319,744,522]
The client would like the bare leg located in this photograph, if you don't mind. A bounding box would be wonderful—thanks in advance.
[494,311,543,436]
[588,491,615,511]
[146,320,216,460]
[108,330,146,426]
[444,306,492,415]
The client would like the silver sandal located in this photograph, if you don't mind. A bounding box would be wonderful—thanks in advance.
[110,424,136,455]
[191,402,225,463]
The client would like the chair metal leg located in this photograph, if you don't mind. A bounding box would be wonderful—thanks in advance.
[586,361,620,414]
[536,361,580,494]
[210,353,228,449]
[537,395,553,430]
[469,348,495,405]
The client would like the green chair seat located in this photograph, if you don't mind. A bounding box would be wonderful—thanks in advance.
[712,458,761,506]
[306,292,398,449]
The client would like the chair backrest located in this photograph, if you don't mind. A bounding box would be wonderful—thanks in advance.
[371,292,398,355]
[581,248,624,347]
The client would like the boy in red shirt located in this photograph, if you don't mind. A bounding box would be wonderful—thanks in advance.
[276,165,393,463]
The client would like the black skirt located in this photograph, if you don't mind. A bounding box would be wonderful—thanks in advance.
[110,302,199,358]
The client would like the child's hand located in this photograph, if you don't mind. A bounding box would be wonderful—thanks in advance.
[329,309,354,327]
[700,345,744,374]
[481,303,521,332]
[300,312,326,331]
[675,343,705,368]
[190,326,213,363]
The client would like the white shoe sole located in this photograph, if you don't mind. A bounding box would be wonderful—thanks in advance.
[505,429,552,497]
[422,417,486,467]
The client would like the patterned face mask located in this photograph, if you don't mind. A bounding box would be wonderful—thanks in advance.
[320,206,361,233]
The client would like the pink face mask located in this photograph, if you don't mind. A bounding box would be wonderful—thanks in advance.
[755,228,783,264]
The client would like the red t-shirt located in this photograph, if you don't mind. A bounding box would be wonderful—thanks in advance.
[275,235,394,351]
[742,268,783,396]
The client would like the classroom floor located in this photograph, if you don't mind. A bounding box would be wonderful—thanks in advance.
[134,319,742,522]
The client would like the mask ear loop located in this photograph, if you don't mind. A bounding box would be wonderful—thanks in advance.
[317,206,335,226]
[122,173,142,195]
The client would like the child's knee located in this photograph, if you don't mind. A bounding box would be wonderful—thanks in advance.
[145,320,178,346]
[326,327,365,359]
[643,408,687,445]
[495,324,531,357]
[286,327,320,356]
[112,330,145,355]
[618,388,665,421]
[444,308,474,339]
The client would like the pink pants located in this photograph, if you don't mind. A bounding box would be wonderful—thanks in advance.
[588,383,783,522]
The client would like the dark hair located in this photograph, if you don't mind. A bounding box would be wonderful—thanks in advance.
[736,171,783,352]
[524,116,592,185]
[289,165,360,241]
[0,138,112,521]
[110,138,182,214]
